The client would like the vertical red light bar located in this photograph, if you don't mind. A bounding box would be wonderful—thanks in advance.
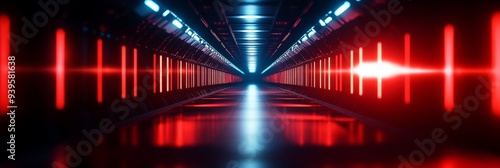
[328,57,331,90]
[377,42,382,99]
[320,60,322,89]
[324,59,327,88]
[121,46,126,99]
[359,48,363,96]
[0,15,9,112]
[133,48,137,97]
[159,55,163,93]
[335,55,338,91]
[97,39,103,103]
[56,29,66,109]
[313,62,316,88]
[153,54,156,93]
[444,24,454,111]
[350,52,353,94]
[339,54,343,92]
[180,60,183,89]
[166,57,169,92]
[491,13,500,116]
[404,34,411,104]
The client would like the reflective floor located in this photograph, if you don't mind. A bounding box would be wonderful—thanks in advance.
[54,84,500,168]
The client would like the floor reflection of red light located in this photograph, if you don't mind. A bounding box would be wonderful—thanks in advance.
[269,103,320,108]
[377,42,382,99]
[184,103,236,107]
[0,15,9,113]
[133,48,137,97]
[131,124,138,146]
[375,130,384,144]
[357,122,364,145]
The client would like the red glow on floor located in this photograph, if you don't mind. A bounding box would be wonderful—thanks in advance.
[377,42,382,99]
[359,47,363,96]
[97,39,103,103]
[404,34,411,104]
[492,12,500,116]
[444,24,454,111]
[184,103,237,107]
[0,15,9,113]
[375,131,384,144]
[133,48,137,97]
[121,46,126,99]
[56,29,66,110]
[153,54,156,93]
[269,103,321,108]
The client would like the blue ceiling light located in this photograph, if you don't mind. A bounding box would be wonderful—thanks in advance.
[144,0,160,12]
[172,20,183,29]
[162,9,170,17]
[334,1,351,16]
[319,19,326,26]
[324,16,333,24]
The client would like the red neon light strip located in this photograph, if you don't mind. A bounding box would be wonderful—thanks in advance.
[153,54,156,93]
[335,55,338,91]
[133,48,137,97]
[404,34,411,104]
[492,13,500,116]
[377,42,382,99]
[97,39,103,103]
[328,57,331,90]
[56,29,66,110]
[320,60,322,89]
[359,48,363,96]
[0,15,9,113]
[121,46,126,99]
[166,57,169,92]
[340,54,343,92]
[444,25,454,111]
[350,52,353,94]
